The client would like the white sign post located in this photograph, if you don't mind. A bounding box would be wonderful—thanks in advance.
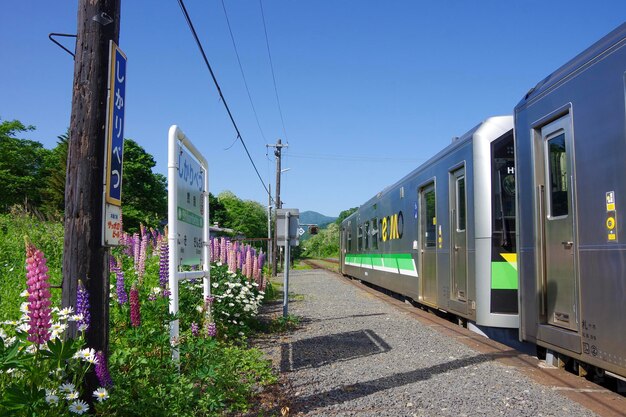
[168,125,210,361]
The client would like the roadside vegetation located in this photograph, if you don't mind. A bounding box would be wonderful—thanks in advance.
[301,207,357,260]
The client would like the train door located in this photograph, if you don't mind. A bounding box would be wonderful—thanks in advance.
[450,168,467,305]
[420,183,437,306]
[537,115,579,331]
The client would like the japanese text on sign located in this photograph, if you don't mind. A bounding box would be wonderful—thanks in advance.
[105,41,127,206]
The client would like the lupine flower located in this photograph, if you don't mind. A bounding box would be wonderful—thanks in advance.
[95,351,113,388]
[191,322,199,337]
[130,282,141,327]
[132,233,140,268]
[253,256,260,280]
[137,233,148,283]
[112,257,128,305]
[209,237,216,263]
[76,280,90,332]
[245,249,253,279]
[219,238,227,264]
[25,241,52,344]
[227,249,236,273]
[207,322,217,337]
[159,237,169,289]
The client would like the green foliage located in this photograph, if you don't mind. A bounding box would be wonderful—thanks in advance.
[0,297,106,416]
[0,119,49,211]
[302,223,340,258]
[120,139,167,232]
[208,192,228,228]
[218,191,267,240]
[0,212,63,321]
[41,131,69,215]
[335,206,358,225]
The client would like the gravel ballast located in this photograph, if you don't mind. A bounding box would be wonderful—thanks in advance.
[258,269,599,417]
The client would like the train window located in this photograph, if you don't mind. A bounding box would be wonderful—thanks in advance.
[547,133,568,217]
[347,229,352,251]
[456,176,466,231]
[371,218,379,250]
[491,131,516,251]
[357,225,363,251]
[424,189,436,248]
[364,221,370,249]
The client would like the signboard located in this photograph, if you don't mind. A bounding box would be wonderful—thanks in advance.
[104,41,127,206]
[102,41,127,247]
[277,208,300,247]
[176,143,205,265]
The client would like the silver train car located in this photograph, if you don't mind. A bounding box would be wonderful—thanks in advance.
[340,116,518,330]
[340,23,626,380]
[515,23,626,379]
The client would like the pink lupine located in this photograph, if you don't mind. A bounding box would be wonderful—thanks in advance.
[253,256,260,280]
[219,238,227,264]
[245,248,253,279]
[132,233,140,268]
[228,249,236,273]
[25,241,52,344]
[130,282,141,327]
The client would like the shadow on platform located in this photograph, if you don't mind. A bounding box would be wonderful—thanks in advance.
[280,329,391,372]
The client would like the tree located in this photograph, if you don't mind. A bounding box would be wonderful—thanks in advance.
[218,191,267,240]
[41,131,69,216]
[121,139,167,232]
[335,207,358,226]
[208,192,228,228]
[0,119,50,211]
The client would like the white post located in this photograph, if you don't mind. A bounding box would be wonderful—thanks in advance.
[283,211,290,317]
[167,125,180,361]
[167,125,210,363]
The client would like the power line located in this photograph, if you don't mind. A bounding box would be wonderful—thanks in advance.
[259,0,289,142]
[287,152,425,163]
[220,0,267,143]
[176,0,272,201]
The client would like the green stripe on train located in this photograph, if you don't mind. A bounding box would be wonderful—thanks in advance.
[345,253,415,272]
[491,262,518,290]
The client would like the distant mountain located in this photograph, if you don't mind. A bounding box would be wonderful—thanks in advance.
[299,211,337,227]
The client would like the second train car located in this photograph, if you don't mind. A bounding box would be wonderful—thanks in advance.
[340,116,518,331]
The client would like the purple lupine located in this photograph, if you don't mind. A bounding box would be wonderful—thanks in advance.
[76,280,91,332]
[236,251,243,271]
[132,233,140,268]
[111,257,128,305]
[219,238,227,264]
[191,322,199,337]
[207,322,217,337]
[137,234,148,282]
[95,351,113,388]
[130,282,141,327]
[210,237,216,263]
[159,238,169,289]
[25,242,52,345]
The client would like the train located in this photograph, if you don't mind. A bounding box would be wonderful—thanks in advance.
[339,23,626,381]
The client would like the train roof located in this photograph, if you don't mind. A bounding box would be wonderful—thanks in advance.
[353,116,512,213]
[516,23,626,110]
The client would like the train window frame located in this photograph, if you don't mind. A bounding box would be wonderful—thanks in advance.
[371,217,379,250]
[357,224,363,251]
[456,175,466,232]
[545,130,569,218]
[364,221,370,250]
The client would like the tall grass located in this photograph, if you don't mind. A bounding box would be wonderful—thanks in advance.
[0,210,63,321]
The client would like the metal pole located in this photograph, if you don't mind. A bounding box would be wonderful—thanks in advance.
[283,211,290,317]
[273,139,282,276]
[267,184,272,274]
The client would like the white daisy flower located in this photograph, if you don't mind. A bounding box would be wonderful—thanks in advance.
[69,400,89,415]
[45,389,59,405]
[19,303,29,314]
[59,382,76,393]
[92,387,109,402]
[212,282,219,288]
[66,391,79,400]
[20,289,29,297]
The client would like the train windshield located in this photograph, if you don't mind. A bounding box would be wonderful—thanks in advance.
[491,132,516,252]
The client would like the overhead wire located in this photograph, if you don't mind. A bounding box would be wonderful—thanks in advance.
[259,0,289,142]
[220,0,268,144]
[176,0,273,202]
[286,152,425,163]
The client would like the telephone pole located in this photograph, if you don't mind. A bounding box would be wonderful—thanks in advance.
[63,0,120,393]
[267,139,287,276]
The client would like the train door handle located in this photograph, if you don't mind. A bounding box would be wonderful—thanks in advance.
[454,245,460,252]
[561,241,573,249]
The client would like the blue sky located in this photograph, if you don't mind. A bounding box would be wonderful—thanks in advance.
[1,1,623,218]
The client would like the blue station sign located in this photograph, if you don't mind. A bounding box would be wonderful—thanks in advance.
[104,41,127,206]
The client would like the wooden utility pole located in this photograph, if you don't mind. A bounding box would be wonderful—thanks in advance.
[268,139,287,276]
[63,0,120,390]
